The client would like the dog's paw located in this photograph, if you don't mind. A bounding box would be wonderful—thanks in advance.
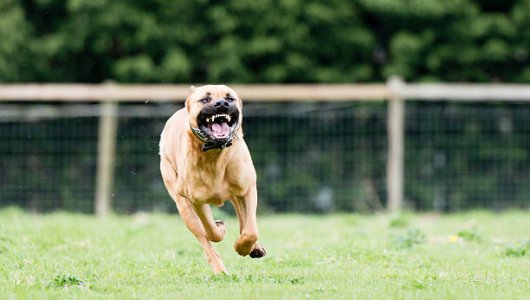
[249,244,266,259]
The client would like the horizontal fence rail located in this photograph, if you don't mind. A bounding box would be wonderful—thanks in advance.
[1,78,530,216]
[396,83,530,101]
[0,84,390,102]
[2,80,530,102]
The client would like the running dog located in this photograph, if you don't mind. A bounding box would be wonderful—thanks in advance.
[159,85,266,274]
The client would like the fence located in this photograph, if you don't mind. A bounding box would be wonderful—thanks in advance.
[1,78,529,215]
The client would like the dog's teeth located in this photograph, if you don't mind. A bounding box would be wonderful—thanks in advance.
[208,114,231,123]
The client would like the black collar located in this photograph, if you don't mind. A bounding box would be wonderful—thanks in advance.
[190,124,238,152]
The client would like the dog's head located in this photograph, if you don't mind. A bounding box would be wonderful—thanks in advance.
[186,85,243,150]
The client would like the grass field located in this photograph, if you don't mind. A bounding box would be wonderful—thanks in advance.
[0,208,529,299]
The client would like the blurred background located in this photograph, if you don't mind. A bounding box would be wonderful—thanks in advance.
[0,0,529,214]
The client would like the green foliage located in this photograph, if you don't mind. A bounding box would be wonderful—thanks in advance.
[457,227,482,242]
[504,239,530,257]
[50,275,86,288]
[1,0,529,83]
[390,228,427,249]
[0,0,35,81]
[389,214,411,228]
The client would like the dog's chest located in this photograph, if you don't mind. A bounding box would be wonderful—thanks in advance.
[179,164,235,205]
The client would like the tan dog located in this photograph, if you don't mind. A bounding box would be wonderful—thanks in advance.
[159,85,266,274]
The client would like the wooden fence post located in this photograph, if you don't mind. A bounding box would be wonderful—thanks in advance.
[386,77,406,212]
[95,100,118,217]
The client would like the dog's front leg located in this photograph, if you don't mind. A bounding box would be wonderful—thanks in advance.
[174,196,227,274]
[160,160,227,274]
[192,203,227,243]
[232,185,266,258]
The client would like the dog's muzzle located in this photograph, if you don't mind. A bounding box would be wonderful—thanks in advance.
[191,100,240,152]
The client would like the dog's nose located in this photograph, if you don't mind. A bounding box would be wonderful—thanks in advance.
[214,99,230,109]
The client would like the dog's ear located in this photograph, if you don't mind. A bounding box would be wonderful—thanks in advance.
[185,86,196,112]
[237,93,243,109]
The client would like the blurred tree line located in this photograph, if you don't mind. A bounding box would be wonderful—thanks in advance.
[1,0,529,213]
[1,0,529,83]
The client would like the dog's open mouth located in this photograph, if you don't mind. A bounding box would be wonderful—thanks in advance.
[205,113,234,139]
[197,110,239,142]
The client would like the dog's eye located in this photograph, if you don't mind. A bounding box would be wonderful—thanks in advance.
[199,97,210,104]
[225,96,235,102]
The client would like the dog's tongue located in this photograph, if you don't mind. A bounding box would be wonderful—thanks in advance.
[211,122,230,138]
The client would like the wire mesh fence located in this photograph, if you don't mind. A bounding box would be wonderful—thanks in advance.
[0,115,98,212]
[405,102,530,211]
[0,100,529,213]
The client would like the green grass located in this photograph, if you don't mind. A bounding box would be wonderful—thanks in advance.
[0,208,529,299]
